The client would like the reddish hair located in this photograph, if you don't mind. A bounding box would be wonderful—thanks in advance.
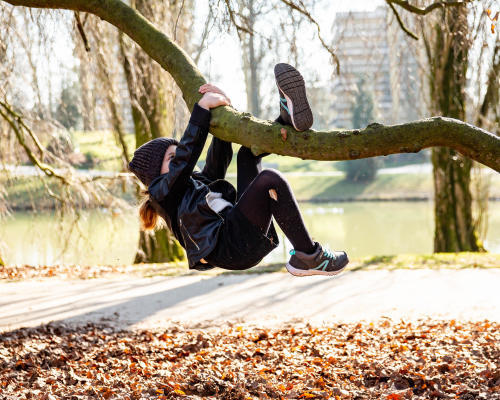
[138,190,160,231]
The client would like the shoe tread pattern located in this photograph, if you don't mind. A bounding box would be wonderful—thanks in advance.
[274,63,313,131]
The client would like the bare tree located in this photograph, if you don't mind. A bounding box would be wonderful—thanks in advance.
[119,0,193,263]
[1,0,499,265]
[68,0,196,263]
[387,0,498,252]
[0,6,135,266]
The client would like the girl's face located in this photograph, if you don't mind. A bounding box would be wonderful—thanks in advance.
[160,145,177,174]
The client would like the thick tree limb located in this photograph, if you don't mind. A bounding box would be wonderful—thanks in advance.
[3,0,500,172]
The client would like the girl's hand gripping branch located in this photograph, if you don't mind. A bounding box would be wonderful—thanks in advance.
[198,83,232,110]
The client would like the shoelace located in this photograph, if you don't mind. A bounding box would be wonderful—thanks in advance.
[289,248,336,260]
[323,248,337,260]
[280,97,290,115]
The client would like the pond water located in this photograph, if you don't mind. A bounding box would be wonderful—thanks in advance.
[1,201,499,266]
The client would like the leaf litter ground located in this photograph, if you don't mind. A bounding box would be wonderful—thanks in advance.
[1,319,499,399]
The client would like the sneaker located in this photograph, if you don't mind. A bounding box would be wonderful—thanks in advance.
[286,242,349,277]
[274,63,313,131]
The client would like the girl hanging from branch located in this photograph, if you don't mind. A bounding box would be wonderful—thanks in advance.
[128,63,348,276]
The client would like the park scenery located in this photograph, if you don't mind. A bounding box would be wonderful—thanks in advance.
[1,0,499,399]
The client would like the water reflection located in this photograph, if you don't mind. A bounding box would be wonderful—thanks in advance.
[1,201,499,266]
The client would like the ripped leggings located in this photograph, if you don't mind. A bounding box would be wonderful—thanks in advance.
[233,146,316,254]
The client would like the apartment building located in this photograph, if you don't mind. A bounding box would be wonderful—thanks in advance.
[329,6,422,128]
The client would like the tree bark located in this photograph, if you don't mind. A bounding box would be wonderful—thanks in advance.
[3,0,500,173]
[118,0,186,264]
[134,229,185,264]
[427,6,481,252]
[239,0,261,117]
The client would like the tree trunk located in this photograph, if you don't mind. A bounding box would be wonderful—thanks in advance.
[134,229,184,263]
[239,0,261,118]
[119,0,187,263]
[77,48,94,131]
[432,149,479,251]
[427,7,482,252]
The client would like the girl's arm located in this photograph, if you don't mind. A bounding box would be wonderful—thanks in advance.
[198,84,233,180]
[148,90,230,202]
[199,137,233,181]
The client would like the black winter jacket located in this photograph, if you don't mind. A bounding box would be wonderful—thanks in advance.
[148,103,236,270]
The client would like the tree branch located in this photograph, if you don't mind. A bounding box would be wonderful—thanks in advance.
[278,0,340,74]
[223,0,253,36]
[386,0,471,16]
[74,11,90,51]
[387,1,418,40]
[385,0,472,40]
[3,0,500,172]
[0,101,72,185]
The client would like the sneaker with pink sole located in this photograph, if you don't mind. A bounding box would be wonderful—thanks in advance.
[286,242,349,277]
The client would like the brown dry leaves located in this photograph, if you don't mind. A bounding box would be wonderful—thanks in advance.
[1,320,499,399]
[0,264,140,280]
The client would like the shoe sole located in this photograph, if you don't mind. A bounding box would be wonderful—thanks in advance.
[274,63,313,132]
[285,258,349,277]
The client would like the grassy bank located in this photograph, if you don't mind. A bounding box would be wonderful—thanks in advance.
[141,252,500,277]
[4,169,500,210]
[4,130,500,208]
[2,175,137,210]
[72,132,342,174]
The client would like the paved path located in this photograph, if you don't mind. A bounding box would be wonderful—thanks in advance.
[1,269,499,332]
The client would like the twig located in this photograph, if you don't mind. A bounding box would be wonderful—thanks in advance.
[173,0,185,42]
[223,0,253,35]
[388,1,418,40]
[278,0,340,74]
[0,101,71,185]
[385,0,472,41]
[74,11,90,52]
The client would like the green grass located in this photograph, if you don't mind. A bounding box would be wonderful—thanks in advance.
[2,175,137,210]
[116,252,500,279]
[284,173,432,201]
[199,142,341,174]
[71,130,428,174]
[70,131,342,174]
[349,252,500,271]
[71,130,135,170]
[5,168,500,210]
[5,129,500,208]
[1,252,498,282]
[220,173,433,202]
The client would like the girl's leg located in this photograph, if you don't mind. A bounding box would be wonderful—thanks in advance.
[236,146,269,200]
[233,169,316,254]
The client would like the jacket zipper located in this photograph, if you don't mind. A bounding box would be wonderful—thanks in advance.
[179,219,200,250]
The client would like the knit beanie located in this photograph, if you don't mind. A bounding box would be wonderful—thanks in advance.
[128,137,179,187]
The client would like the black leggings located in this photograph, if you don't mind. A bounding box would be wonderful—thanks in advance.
[233,146,315,254]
